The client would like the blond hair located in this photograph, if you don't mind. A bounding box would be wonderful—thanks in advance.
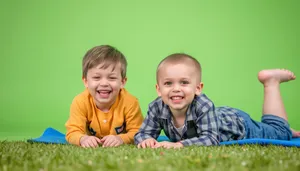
[156,53,202,82]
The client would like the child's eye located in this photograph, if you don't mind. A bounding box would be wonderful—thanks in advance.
[164,81,172,86]
[109,77,117,80]
[93,76,100,79]
[181,81,189,85]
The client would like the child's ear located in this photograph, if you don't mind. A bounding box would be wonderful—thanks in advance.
[195,82,204,95]
[155,84,162,96]
[82,77,88,88]
[120,77,127,88]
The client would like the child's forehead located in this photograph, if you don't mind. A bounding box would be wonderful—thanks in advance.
[163,62,194,71]
[158,62,200,79]
[160,65,194,75]
[90,62,122,73]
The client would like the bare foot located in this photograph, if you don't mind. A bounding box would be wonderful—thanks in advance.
[291,128,300,138]
[258,69,296,86]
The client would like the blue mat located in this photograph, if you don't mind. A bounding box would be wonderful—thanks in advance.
[27,127,300,147]
[27,127,68,144]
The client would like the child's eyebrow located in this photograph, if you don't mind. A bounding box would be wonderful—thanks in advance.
[92,72,101,75]
[162,78,173,80]
[108,71,118,74]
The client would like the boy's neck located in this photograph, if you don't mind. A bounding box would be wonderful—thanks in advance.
[171,111,186,128]
[170,106,189,127]
[97,105,111,112]
[170,106,188,117]
[95,100,115,113]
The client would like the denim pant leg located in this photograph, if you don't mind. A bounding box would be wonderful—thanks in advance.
[235,109,292,140]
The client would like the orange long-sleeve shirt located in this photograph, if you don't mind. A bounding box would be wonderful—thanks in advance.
[65,88,144,146]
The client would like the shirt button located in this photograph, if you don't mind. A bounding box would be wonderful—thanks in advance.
[103,120,107,123]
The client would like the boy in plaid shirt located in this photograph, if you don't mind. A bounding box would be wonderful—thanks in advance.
[134,53,300,148]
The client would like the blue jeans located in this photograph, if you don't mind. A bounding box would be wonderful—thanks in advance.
[236,109,292,140]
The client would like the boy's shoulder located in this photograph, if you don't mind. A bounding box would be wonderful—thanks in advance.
[119,88,140,105]
[73,88,90,99]
[72,89,93,105]
[192,93,215,112]
[69,89,95,113]
[194,93,213,104]
[148,96,163,106]
[148,97,166,113]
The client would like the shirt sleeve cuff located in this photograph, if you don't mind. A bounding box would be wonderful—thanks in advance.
[118,134,132,144]
[68,134,85,146]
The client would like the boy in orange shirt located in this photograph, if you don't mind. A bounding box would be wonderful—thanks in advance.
[65,45,143,148]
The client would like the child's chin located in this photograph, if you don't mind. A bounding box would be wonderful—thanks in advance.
[97,97,111,102]
[170,105,185,110]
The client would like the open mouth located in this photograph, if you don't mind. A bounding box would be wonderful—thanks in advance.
[97,90,112,98]
[170,96,183,100]
[170,96,184,103]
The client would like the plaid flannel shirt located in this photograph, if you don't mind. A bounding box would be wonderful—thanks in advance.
[134,94,245,146]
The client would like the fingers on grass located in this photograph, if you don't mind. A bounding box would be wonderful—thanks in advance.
[96,137,102,144]
[110,141,118,147]
[104,139,114,147]
[100,136,107,143]
[142,142,147,148]
[87,141,94,148]
[114,142,120,147]
[103,137,115,147]
[150,141,155,147]
[82,141,89,148]
[91,138,99,147]
[153,143,161,148]
[146,141,151,148]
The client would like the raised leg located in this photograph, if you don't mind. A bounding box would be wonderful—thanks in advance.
[258,69,296,121]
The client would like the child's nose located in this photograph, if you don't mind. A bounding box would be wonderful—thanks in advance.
[99,78,109,86]
[172,83,181,92]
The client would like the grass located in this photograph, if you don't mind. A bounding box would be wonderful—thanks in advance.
[0,141,300,171]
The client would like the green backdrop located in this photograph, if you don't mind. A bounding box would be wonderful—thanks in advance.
[1,0,299,140]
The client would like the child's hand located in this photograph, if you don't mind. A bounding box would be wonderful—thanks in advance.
[137,138,158,148]
[154,141,183,149]
[100,135,124,147]
[80,135,101,148]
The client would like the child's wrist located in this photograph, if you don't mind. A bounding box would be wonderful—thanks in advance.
[116,135,124,144]
[79,135,89,144]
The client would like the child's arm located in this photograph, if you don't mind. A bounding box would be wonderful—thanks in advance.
[134,105,162,145]
[180,109,219,146]
[65,98,88,146]
[117,99,144,144]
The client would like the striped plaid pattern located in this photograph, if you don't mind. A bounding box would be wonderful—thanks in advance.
[134,94,245,146]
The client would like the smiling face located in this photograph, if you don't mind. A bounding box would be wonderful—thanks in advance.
[156,60,203,115]
[83,63,126,112]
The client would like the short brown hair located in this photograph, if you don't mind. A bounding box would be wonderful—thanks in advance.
[156,53,202,82]
[82,45,127,79]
